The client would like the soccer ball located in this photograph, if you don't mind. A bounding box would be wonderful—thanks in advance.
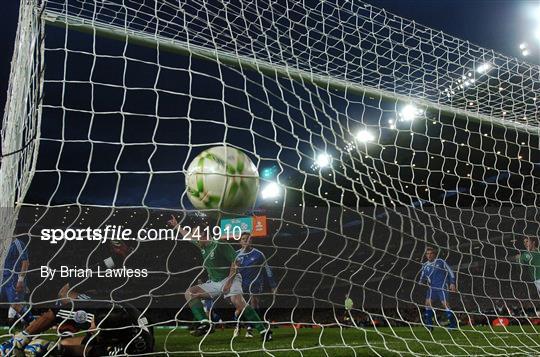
[24,339,51,357]
[185,146,259,210]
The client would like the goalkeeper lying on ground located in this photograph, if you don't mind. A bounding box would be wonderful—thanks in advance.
[0,283,154,356]
[168,215,273,342]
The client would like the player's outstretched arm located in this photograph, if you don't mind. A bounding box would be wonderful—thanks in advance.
[222,260,239,294]
[24,309,56,336]
[16,259,29,293]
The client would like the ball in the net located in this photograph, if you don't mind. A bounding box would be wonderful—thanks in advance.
[185,146,259,210]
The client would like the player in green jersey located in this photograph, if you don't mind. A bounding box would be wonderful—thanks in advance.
[516,236,540,295]
[168,215,272,341]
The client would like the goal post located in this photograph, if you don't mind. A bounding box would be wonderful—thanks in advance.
[0,0,43,266]
[2,0,540,355]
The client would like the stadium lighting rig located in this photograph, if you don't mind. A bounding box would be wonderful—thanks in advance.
[314,153,332,169]
[399,104,423,122]
[518,43,531,56]
[355,129,375,143]
[475,62,492,74]
[440,61,494,99]
[518,5,540,58]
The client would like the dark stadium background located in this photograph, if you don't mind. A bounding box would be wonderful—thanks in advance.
[1,0,540,326]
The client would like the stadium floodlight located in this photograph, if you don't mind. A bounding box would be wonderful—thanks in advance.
[476,62,491,74]
[315,153,332,168]
[399,104,422,121]
[355,129,375,143]
[261,182,281,200]
[534,5,540,20]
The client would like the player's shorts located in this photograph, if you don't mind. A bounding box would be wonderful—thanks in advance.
[0,280,25,303]
[198,274,243,298]
[426,287,449,302]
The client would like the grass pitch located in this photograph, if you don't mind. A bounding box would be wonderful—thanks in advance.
[156,325,540,356]
[2,325,539,356]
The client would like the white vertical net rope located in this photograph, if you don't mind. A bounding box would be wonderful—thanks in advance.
[1,0,540,355]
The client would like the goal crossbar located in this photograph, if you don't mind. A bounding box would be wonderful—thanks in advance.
[42,9,540,136]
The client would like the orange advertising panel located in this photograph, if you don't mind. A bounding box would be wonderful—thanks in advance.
[251,215,267,237]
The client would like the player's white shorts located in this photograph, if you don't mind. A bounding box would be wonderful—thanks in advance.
[535,279,540,294]
[198,274,243,298]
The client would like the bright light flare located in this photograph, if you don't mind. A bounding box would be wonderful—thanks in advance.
[519,42,528,50]
[399,104,422,121]
[522,49,531,57]
[535,5,540,20]
[315,153,332,168]
[476,62,491,74]
[261,182,281,200]
[355,129,375,143]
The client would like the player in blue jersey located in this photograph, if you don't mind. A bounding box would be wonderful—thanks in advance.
[1,235,34,327]
[418,247,457,330]
[234,233,276,337]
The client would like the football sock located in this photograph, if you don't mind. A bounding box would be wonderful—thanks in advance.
[189,299,208,322]
[241,305,265,333]
[445,308,456,328]
[424,308,434,328]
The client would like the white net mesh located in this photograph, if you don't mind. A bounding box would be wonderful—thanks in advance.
[2,0,540,355]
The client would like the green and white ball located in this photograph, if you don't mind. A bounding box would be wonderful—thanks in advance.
[185,146,259,210]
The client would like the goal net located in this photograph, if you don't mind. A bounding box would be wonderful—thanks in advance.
[2,0,540,355]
